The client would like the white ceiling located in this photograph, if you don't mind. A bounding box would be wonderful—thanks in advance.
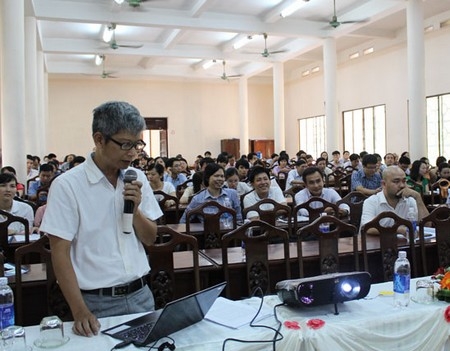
[29,0,450,81]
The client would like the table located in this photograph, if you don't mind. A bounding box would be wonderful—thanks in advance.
[21,278,450,350]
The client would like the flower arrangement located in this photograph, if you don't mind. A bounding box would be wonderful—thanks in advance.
[432,267,450,302]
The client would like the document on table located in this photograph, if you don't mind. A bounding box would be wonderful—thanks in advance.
[3,263,30,277]
[205,297,274,329]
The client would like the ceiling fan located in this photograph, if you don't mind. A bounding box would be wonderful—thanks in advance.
[100,57,118,79]
[106,23,143,50]
[259,33,287,58]
[114,0,148,7]
[220,61,242,81]
[327,0,368,28]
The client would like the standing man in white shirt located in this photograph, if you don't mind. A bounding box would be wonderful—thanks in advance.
[41,101,162,337]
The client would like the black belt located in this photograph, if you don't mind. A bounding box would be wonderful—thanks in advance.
[81,277,146,297]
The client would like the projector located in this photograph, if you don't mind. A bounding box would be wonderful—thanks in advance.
[276,272,371,314]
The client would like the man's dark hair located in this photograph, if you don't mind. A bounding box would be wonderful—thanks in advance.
[359,151,368,159]
[1,166,16,175]
[0,173,17,185]
[294,159,307,167]
[199,157,215,168]
[166,157,179,168]
[216,154,228,164]
[438,162,450,172]
[235,158,250,169]
[349,153,360,161]
[69,156,86,169]
[203,163,223,187]
[39,164,54,173]
[247,152,257,160]
[302,167,322,183]
[362,154,378,167]
[398,156,411,165]
[315,157,326,164]
[248,166,270,183]
[332,150,340,156]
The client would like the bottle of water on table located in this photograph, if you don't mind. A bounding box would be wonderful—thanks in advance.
[406,206,417,240]
[319,212,330,233]
[221,197,233,229]
[393,251,410,307]
[0,277,14,329]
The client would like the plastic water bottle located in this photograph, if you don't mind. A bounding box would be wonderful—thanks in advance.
[0,277,15,329]
[393,251,410,307]
[221,197,233,229]
[318,213,330,233]
[406,206,417,240]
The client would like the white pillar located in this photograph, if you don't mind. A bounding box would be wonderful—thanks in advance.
[273,62,285,153]
[1,0,27,183]
[25,16,39,155]
[239,78,249,158]
[36,50,47,157]
[407,0,426,160]
[323,37,339,153]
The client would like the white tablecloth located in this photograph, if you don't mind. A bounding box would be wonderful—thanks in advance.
[23,278,450,351]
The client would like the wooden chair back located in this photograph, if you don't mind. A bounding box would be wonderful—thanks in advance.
[283,185,304,205]
[221,220,290,298]
[276,171,290,191]
[153,190,180,224]
[14,235,71,326]
[145,225,200,309]
[336,173,352,197]
[418,206,450,274]
[337,191,368,231]
[431,179,449,204]
[242,198,291,233]
[296,215,359,277]
[0,210,30,262]
[293,197,339,234]
[360,211,416,282]
[185,201,237,249]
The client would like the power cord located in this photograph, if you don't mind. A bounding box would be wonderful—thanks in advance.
[110,336,175,351]
[221,287,284,351]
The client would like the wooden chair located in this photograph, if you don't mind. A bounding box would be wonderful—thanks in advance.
[0,252,4,277]
[418,206,450,274]
[0,210,30,263]
[276,171,290,191]
[336,173,352,197]
[221,219,290,298]
[430,179,449,204]
[325,169,345,188]
[293,197,339,235]
[145,225,200,309]
[185,201,237,249]
[14,235,71,326]
[153,190,180,224]
[360,212,416,282]
[283,185,304,205]
[176,179,193,199]
[296,215,358,277]
[337,191,368,231]
[242,198,292,237]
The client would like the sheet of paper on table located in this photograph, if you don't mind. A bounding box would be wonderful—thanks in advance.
[205,297,274,329]
[3,263,30,277]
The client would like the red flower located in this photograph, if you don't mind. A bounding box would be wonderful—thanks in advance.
[284,321,301,330]
[444,306,450,323]
[307,319,325,330]
[432,267,446,280]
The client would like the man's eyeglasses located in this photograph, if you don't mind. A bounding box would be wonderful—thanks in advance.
[108,137,146,151]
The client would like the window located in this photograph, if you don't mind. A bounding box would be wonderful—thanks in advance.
[343,105,386,155]
[298,115,325,158]
[426,93,450,163]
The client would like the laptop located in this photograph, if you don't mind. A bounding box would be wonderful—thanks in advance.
[102,282,226,346]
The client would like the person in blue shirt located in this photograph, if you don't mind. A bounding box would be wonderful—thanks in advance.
[180,163,242,223]
[350,154,382,196]
[164,157,187,188]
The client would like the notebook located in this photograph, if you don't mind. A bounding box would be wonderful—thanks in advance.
[102,282,226,346]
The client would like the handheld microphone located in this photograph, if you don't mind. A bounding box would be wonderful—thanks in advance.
[123,169,138,234]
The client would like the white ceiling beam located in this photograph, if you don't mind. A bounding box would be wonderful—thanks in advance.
[189,0,214,18]
[162,29,183,49]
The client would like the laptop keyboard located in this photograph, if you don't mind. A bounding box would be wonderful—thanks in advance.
[117,321,155,343]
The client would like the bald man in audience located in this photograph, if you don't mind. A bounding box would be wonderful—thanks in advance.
[360,166,429,235]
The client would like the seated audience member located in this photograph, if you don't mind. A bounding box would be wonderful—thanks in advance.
[305,155,315,167]
[27,163,54,202]
[343,153,362,171]
[180,171,204,204]
[225,168,252,196]
[216,153,228,169]
[243,166,286,220]
[204,151,212,158]
[330,150,344,170]
[147,163,176,202]
[27,155,39,181]
[247,152,259,167]
[180,163,242,223]
[164,157,187,188]
[286,159,308,190]
[380,153,395,173]
[266,153,279,167]
[360,166,428,235]
[60,154,76,172]
[235,158,250,182]
[320,151,329,165]
[407,160,429,194]
[430,156,447,184]
[1,166,25,197]
[341,151,350,164]
[295,167,349,218]
[69,156,86,169]
[398,155,411,175]
[316,157,333,179]
[271,155,291,177]
[0,173,34,233]
[225,154,236,169]
[436,162,450,181]
[350,154,382,196]
[177,157,191,177]
[199,157,215,171]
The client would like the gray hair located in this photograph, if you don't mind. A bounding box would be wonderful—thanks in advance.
[92,101,145,138]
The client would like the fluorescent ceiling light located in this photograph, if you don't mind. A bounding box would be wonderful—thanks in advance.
[424,25,434,32]
[311,66,320,73]
[114,0,125,4]
[202,60,217,70]
[363,47,374,55]
[280,0,309,18]
[102,24,114,43]
[95,55,104,66]
[302,70,310,77]
[349,52,360,59]
[233,36,252,50]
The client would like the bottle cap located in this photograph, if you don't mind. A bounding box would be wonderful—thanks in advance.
[0,277,8,285]
[398,251,407,258]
